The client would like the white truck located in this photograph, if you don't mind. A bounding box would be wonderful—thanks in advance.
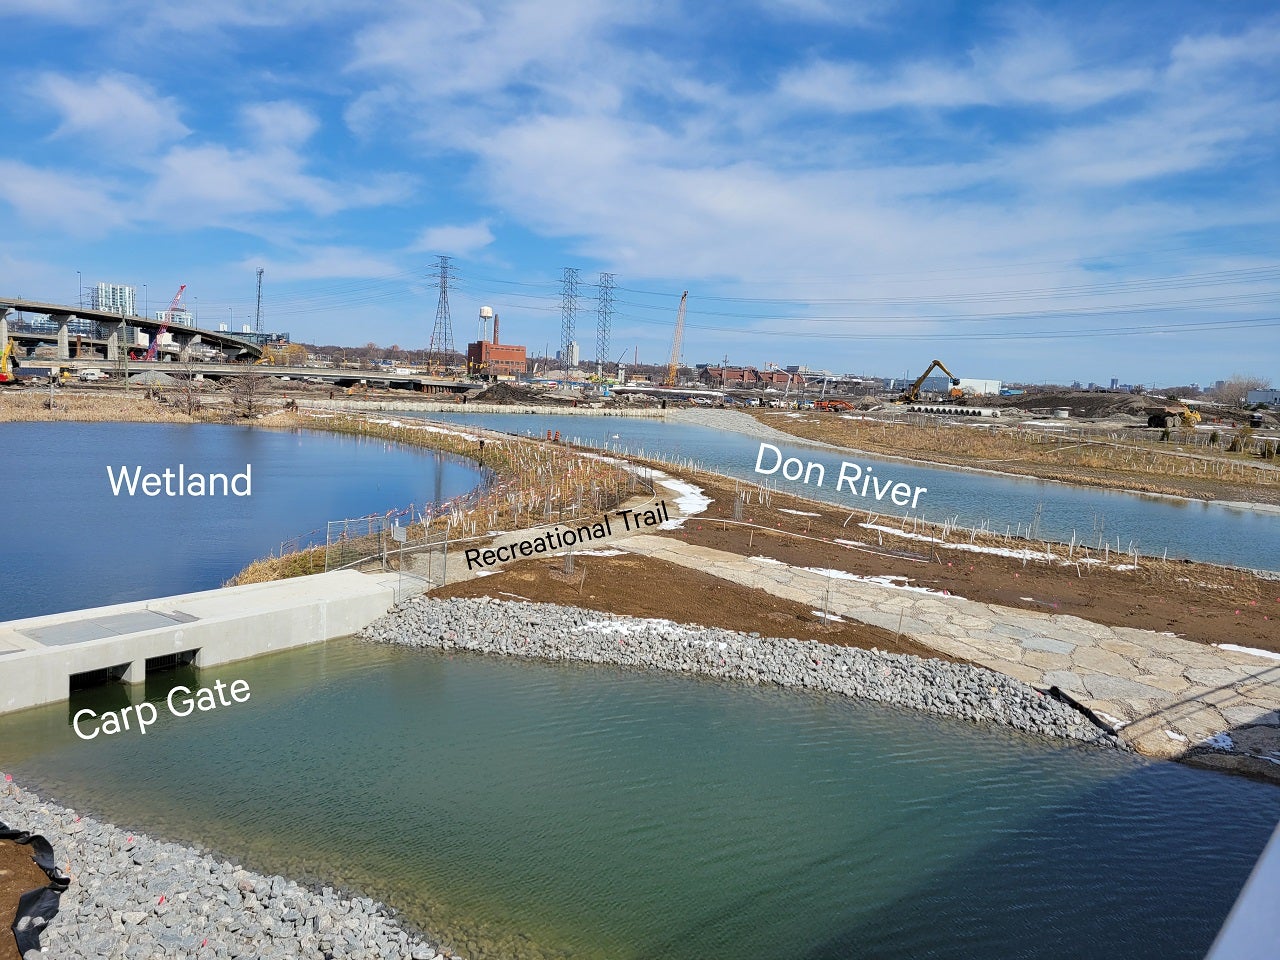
[78,368,109,382]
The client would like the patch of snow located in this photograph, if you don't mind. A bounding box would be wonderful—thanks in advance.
[800,566,946,595]
[856,524,1056,562]
[473,570,494,577]
[854,524,1143,571]
[1202,732,1234,751]
[559,549,625,557]
[1215,643,1280,662]
[778,508,821,517]
[749,556,785,564]
[655,476,712,528]
[811,610,846,622]
[1165,730,1188,742]
[1096,711,1128,730]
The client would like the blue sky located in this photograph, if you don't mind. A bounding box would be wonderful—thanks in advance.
[0,0,1277,384]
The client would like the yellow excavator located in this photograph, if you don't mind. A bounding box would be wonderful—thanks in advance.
[0,338,20,385]
[896,359,963,403]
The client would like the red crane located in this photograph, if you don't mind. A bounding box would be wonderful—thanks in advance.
[144,284,186,361]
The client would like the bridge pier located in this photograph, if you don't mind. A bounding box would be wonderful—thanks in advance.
[57,316,71,359]
[0,308,10,347]
[106,320,126,361]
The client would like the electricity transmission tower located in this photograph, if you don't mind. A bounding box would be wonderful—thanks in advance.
[254,267,264,335]
[427,255,455,368]
[560,267,579,375]
[596,272,614,377]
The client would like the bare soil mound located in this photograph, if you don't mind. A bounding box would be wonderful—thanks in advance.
[988,391,1152,418]
[473,382,571,405]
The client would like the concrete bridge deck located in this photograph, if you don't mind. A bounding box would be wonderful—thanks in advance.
[0,570,401,715]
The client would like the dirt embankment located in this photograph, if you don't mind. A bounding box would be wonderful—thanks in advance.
[746,409,1280,506]
[434,552,954,662]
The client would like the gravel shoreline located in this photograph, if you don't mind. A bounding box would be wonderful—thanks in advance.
[0,780,461,960]
[361,596,1124,749]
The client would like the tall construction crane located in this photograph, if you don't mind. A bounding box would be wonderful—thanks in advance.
[663,291,688,387]
[144,284,186,362]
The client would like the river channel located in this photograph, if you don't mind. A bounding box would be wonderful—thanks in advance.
[408,411,1280,571]
[0,422,483,620]
[3,639,1277,960]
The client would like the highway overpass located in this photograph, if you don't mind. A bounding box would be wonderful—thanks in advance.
[1,297,264,363]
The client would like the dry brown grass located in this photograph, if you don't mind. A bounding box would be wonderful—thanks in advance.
[751,411,1280,504]
[0,389,205,423]
[225,412,637,586]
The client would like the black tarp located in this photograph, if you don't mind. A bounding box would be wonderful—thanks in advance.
[1,821,70,955]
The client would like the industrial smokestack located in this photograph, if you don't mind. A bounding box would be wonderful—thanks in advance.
[493,312,500,345]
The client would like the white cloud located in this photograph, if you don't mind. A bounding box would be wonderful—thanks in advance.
[776,32,1153,114]
[32,72,189,153]
[142,143,411,224]
[0,160,127,235]
[242,101,320,146]
[237,246,402,282]
[410,221,495,256]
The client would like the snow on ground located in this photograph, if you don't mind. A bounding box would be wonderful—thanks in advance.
[556,549,625,557]
[749,556,785,564]
[811,610,846,622]
[654,474,712,529]
[778,508,822,517]
[800,566,948,595]
[1203,732,1235,751]
[1215,643,1280,662]
[1096,711,1129,730]
[853,525,1057,562]
[1165,730,1189,742]
[852,524,1144,571]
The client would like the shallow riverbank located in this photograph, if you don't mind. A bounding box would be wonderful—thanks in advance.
[720,407,1280,509]
[361,596,1122,748]
[0,778,459,960]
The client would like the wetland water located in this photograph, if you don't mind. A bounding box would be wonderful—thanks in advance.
[0,422,483,619]
[2,639,1278,960]
[410,411,1280,571]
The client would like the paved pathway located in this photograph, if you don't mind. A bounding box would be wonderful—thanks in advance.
[620,535,1280,778]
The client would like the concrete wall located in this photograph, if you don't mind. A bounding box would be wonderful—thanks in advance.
[0,571,395,715]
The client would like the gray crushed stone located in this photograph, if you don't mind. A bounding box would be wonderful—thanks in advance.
[361,596,1124,748]
[1,781,461,960]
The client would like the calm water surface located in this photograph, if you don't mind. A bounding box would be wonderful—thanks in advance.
[411,411,1280,571]
[0,422,483,619]
[3,640,1277,960]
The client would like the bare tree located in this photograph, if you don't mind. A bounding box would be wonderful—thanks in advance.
[227,373,270,417]
[1210,374,1272,406]
[170,359,204,417]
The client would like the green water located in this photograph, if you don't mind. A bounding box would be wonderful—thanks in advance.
[3,640,1278,960]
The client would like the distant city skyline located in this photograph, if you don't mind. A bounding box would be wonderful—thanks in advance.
[1,1,1277,383]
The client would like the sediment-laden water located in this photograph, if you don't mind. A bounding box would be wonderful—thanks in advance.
[3,637,1276,960]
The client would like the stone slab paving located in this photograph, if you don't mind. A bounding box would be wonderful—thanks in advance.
[620,535,1280,777]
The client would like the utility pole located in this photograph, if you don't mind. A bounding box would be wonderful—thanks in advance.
[254,267,264,335]
[560,267,579,377]
[596,272,613,379]
[427,255,455,369]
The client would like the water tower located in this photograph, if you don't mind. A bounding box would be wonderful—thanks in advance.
[478,305,495,343]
